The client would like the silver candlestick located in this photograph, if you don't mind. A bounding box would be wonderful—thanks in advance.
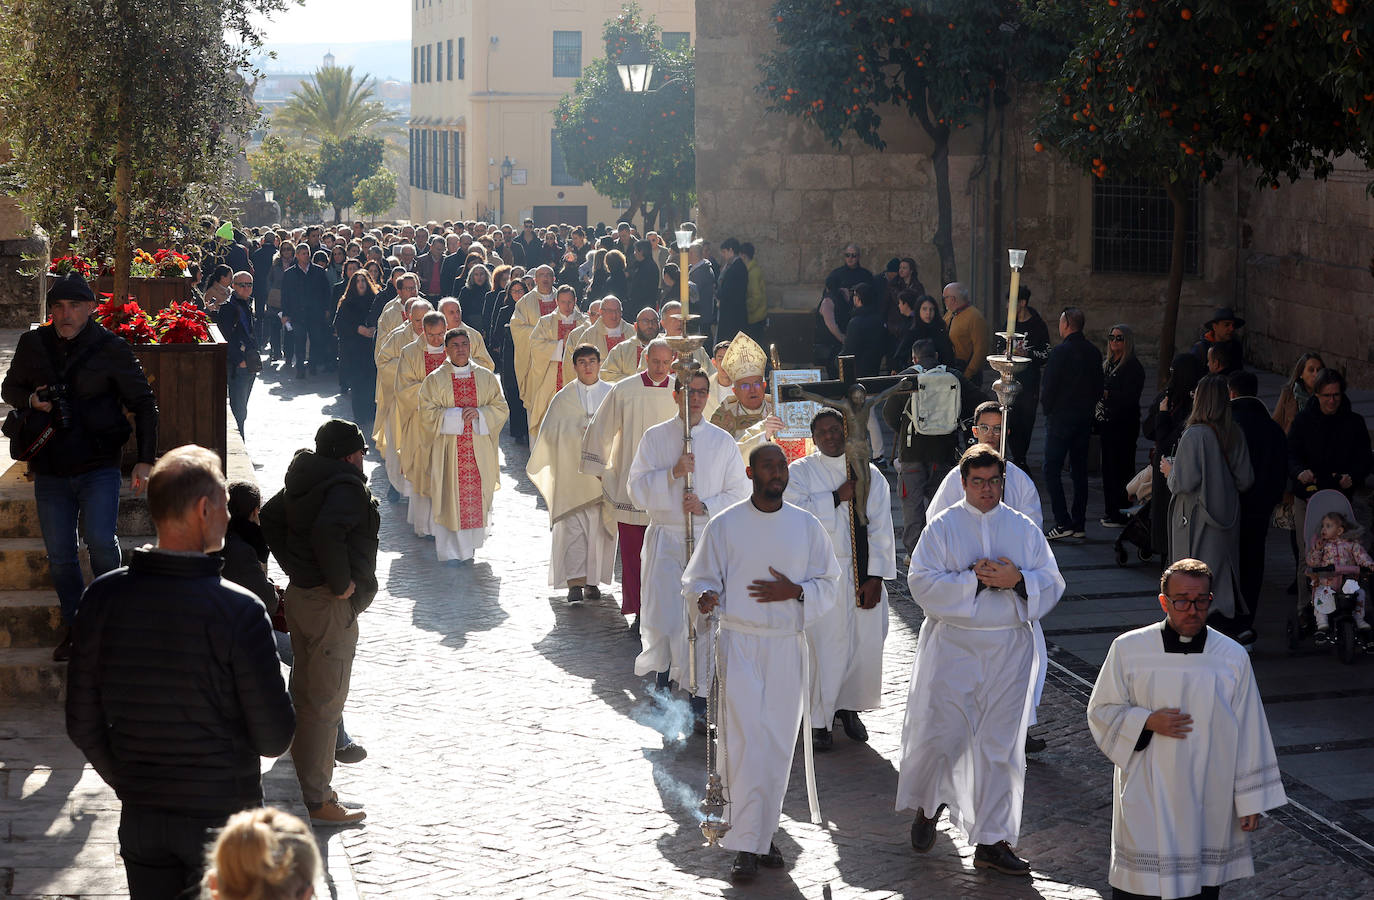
[987,338,1029,461]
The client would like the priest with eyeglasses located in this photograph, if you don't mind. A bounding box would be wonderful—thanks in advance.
[896,443,1064,878]
[1087,557,1285,900]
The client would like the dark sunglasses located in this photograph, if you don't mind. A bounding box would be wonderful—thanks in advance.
[1108,334,1125,342]
[843,252,860,259]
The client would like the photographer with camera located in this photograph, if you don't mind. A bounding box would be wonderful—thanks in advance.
[1,272,159,661]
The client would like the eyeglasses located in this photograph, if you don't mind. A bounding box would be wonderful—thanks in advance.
[736,380,766,391]
[973,423,1003,433]
[1166,594,1213,611]
[843,252,860,259]
[1108,334,1125,342]
[967,476,1003,489]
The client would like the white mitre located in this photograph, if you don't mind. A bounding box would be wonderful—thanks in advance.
[720,331,767,383]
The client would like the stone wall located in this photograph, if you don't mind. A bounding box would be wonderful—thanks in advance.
[696,0,1243,371]
[1243,159,1374,386]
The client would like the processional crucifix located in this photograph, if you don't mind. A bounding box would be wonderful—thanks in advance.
[779,356,914,620]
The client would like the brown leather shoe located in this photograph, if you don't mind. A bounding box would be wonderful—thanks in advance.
[309,798,366,826]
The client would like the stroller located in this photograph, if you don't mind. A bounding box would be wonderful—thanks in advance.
[1285,489,1373,664]
[1113,499,1155,566]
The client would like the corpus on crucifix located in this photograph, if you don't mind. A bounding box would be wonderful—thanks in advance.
[779,356,913,526]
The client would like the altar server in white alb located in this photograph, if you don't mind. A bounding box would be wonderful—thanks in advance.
[785,408,895,752]
[627,369,749,717]
[526,343,615,603]
[926,401,1050,754]
[417,329,509,563]
[579,339,680,624]
[684,444,841,885]
[1087,557,1286,900]
[897,443,1064,878]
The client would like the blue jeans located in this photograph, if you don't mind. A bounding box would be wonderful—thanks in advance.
[1043,419,1090,531]
[33,466,123,624]
[227,365,255,438]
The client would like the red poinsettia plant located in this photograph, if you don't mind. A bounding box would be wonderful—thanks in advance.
[152,300,211,344]
[49,254,96,278]
[94,294,157,345]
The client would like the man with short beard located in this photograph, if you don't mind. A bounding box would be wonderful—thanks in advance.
[685,443,841,883]
[601,306,662,382]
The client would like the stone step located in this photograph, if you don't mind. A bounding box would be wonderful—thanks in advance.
[0,589,62,648]
[0,538,53,591]
[0,460,154,540]
[0,647,65,701]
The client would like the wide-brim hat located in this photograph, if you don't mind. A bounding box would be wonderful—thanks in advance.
[1205,306,1245,329]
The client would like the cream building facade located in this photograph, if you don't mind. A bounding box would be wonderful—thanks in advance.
[409,0,693,227]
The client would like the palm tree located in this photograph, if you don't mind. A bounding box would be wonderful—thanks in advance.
[272,65,392,145]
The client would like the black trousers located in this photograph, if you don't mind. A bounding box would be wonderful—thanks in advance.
[1236,512,1271,631]
[119,804,230,900]
[1006,385,1039,469]
[1100,421,1140,522]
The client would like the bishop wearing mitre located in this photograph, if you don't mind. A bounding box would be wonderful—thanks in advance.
[709,332,786,463]
[417,328,509,563]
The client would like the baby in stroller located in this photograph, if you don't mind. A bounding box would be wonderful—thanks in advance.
[1307,509,1373,634]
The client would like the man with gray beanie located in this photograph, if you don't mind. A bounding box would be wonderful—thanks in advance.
[261,418,379,825]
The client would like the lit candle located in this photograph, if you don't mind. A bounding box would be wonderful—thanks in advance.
[675,228,694,327]
[1006,249,1027,354]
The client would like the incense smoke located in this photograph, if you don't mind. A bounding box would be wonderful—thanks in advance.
[634,685,707,822]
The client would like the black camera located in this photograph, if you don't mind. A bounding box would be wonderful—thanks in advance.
[36,384,74,430]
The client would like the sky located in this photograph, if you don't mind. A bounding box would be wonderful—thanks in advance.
[251,0,409,47]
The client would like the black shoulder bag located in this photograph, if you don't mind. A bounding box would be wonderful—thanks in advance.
[2,330,109,461]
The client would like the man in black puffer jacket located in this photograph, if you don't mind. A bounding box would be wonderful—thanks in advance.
[66,445,294,899]
[261,419,379,827]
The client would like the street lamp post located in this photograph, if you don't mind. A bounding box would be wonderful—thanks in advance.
[307,183,326,225]
[498,156,515,226]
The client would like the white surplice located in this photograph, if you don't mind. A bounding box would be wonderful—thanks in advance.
[683,499,841,856]
[784,452,896,726]
[926,460,1049,724]
[1088,622,1287,899]
[627,417,750,687]
[895,500,1064,846]
[527,378,616,587]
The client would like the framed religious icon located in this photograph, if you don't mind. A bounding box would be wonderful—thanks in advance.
[772,368,825,441]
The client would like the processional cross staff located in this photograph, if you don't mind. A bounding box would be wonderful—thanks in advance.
[779,356,913,612]
[779,356,914,527]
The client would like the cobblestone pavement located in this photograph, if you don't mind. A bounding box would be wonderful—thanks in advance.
[238,366,1374,900]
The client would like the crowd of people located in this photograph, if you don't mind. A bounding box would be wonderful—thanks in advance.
[6,212,1367,898]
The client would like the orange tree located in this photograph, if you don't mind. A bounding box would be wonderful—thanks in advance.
[554,5,694,231]
[758,0,1064,282]
[1029,0,1374,372]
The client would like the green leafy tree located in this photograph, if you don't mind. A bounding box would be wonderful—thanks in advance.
[249,137,323,223]
[1029,0,1374,370]
[355,168,398,225]
[0,0,286,301]
[758,0,1063,282]
[554,5,694,231]
[273,65,393,146]
[317,134,385,223]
